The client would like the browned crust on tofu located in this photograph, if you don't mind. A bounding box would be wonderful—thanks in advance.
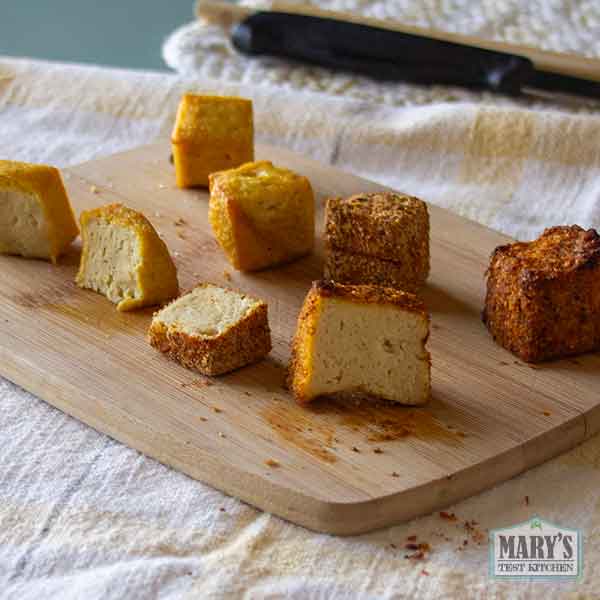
[288,285,321,404]
[483,225,600,362]
[312,279,427,313]
[80,203,155,233]
[325,192,430,268]
[324,246,425,293]
[288,280,429,403]
[148,284,272,376]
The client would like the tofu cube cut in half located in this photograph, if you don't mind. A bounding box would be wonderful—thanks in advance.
[171,93,254,188]
[209,160,315,271]
[0,160,78,263]
[148,283,272,376]
[76,203,178,311]
[289,280,431,405]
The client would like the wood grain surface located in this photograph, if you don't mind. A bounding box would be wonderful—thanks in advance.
[1,141,599,535]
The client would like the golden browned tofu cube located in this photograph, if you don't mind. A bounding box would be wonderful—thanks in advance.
[171,94,254,188]
[209,161,315,271]
[76,204,179,311]
[0,160,79,263]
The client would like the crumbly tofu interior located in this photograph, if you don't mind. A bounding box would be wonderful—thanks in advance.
[155,286,256,338]
[0,189,51,258]
[80,220,141,304]
[308,298,429,404]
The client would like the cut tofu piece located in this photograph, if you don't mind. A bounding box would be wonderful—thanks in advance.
[0,160,78,263]
[76,203,178,311]
[148,283,271,376]
[171,93,254,188]
[289,280,430,405]
[209,160,315,271]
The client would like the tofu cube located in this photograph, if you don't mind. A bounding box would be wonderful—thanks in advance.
[483,225,600,362]
[209,161,315,271]
[288,280,431,405]
[324,192,430,292]
[76,204,179,311]
[148,283,271,375]
[0,160,79,263]
[171,94,254,188]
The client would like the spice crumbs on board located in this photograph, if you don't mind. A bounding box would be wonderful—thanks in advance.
[439,511,457,521]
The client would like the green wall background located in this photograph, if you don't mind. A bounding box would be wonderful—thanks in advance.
[1,1,194,71]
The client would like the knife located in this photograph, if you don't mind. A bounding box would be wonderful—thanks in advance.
[228,11,600,99]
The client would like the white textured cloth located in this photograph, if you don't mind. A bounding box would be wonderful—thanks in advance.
[164,0,600,110]
[2,49,600,600]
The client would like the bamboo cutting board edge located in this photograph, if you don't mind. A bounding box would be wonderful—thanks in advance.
[0,340,591,535]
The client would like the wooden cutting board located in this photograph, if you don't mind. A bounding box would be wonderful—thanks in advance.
[1,141,599,535]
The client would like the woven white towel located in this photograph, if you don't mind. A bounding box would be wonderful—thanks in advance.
[1,56,600,599]
[164,0,600,109]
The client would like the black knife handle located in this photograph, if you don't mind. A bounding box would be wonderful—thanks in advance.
[232,12,534,95]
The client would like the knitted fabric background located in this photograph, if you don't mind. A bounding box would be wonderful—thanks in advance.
[164,0,600,109]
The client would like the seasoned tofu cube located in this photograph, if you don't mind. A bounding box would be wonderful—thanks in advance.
[483,225,600,362]
[148,283,271,376]
[324,192,430,292]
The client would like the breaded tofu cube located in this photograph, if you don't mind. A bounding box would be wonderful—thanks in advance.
[483,225,600,362]
[76,203,179,311]
[148,283,271,375]
[288,280,431,406]
[209,161,315,271]
[324,192,430,292]
[0,160,78,263]
[171,93,254,188]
